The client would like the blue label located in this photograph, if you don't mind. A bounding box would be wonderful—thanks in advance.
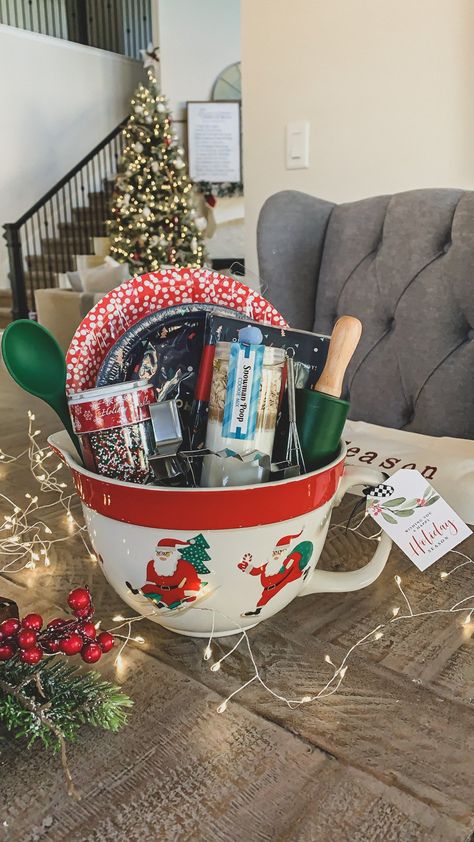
[222,343,264,440]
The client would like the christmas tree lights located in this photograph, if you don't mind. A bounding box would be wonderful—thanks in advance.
[107,55,206,274]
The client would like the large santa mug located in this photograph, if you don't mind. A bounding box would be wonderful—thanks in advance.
[49,431,392,638]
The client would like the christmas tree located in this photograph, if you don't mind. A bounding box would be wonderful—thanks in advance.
[181,534,211,574]
[107,49,206,274]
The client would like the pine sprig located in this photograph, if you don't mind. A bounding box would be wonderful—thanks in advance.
[0,657,132,752]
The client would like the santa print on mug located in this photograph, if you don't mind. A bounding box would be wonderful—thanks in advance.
[238,531,314,617]
[126,534,211,611]
[125,530,315,617]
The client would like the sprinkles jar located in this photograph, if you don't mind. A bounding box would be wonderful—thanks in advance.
[68,381,157,484]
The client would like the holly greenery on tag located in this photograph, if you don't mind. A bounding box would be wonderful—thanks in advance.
[368,487,441,524]
[366,469,471,570]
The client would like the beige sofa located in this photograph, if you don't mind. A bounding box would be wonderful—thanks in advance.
[34,251,129,352]
[34,289,87,352]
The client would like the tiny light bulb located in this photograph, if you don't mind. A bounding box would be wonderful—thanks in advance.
[115,654,123,669]
[301,695,312,703]
[44,526,52,534]
[89,553,97,562]
[32,496,38,504]
[203,646,212,661]
[440,571,448,579]
[324,654,334,664]
[395,575,402,585]
[217,702,227,714]
[210,662,221,672]
[113,615,124,622]
[135,635,145,644]
[339,667,348,678]
[392,607,400,617]
[463,614,472,626]
[44,557,50,567]
[374,631,384,640]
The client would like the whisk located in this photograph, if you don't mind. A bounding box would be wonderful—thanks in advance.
[285,351,306,474]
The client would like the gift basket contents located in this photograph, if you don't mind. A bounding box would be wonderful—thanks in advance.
[2,269,362,490]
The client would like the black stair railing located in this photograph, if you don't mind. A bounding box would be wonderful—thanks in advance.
[0,0,152,61]
[3,119,126,320]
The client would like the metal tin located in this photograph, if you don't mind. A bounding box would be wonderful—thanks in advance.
[68,381,157,484]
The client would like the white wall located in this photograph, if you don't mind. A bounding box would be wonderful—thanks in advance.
[242,0,474,278]
[156,0,240,121]
[154,0,242,261]
[0,25,144,285]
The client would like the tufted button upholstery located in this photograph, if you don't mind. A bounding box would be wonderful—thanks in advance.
[257,188,474,439]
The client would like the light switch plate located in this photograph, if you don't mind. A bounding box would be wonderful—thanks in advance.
[286,121,310,169]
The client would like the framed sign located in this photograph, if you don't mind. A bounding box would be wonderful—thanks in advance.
[187,101,241,183]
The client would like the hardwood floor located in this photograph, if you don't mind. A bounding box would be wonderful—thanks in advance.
[0,363,473,841]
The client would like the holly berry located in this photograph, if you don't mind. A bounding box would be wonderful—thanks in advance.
[81,642,102,663]
[78,621,96,639]
[59,633,84,656]
[47,618,66,630]
[17,629,37,650]
[0,644,15,661]
[20,646,43,665]
[44,640,61,654]
[22,613,43,632]
[97,631,114,653]
[73,606,91,620]
[67,587,91,613]
[0,618,21,638]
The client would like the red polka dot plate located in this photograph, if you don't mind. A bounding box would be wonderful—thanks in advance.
[65,267,287,395]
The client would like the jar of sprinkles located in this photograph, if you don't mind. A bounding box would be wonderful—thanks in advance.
[68,381,157,484]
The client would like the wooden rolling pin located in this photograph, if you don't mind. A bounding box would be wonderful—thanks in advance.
[313,316,362,398]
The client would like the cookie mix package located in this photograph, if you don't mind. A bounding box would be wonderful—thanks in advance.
[193,313,331,459]
[205,314,330,389]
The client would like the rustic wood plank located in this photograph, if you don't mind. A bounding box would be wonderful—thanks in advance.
[0,599,467,842]
[133,613,474,828]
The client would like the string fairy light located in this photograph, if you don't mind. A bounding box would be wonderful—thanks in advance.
[0,413,95,575]
[194,548,474,713]
[102,529,472,713]
[2,418,472,717]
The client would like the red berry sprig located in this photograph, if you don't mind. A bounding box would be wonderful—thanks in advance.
[0,586,115,665]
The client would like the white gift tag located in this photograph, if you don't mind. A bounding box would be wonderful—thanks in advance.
[366,469,472,571]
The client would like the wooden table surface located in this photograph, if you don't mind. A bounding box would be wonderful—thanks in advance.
[0,366,473,842]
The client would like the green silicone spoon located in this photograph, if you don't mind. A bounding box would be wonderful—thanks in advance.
[2,320,82,460]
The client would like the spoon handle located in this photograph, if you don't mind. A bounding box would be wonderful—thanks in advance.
[54,392,83,461]
[314,316,362,398]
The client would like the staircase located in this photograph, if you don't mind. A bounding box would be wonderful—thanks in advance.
[4,120,125,320]
[23,185,112,290]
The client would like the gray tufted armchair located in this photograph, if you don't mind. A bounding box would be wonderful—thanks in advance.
[257,188,474,439]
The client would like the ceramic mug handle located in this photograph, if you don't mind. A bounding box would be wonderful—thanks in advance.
[299,465,392,596]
